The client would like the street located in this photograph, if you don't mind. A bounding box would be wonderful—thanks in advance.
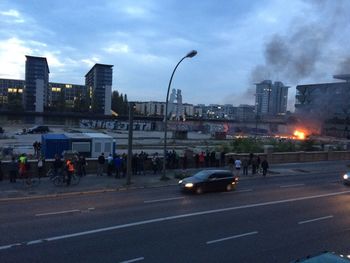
[1,164,350,262]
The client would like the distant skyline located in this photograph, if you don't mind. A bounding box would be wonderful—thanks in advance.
[1,0,350,109]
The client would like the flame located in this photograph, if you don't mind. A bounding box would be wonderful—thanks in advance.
[293,130,305,140]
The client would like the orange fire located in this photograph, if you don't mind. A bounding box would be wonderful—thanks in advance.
[293,130,305,140]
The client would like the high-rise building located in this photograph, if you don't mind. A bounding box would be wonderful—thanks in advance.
[0,79,24,110]
[85,64,113,115]
[24,56,49,112]
[255,80,289,116]
[295,74,350,119]
[48,83,88,110]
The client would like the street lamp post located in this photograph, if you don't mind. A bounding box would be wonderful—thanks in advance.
[161,50,197,180]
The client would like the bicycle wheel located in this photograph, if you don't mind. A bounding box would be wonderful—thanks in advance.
[53,176,64,186]
[71,174,80,186]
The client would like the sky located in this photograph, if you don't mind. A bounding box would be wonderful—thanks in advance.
[1,0,350,110]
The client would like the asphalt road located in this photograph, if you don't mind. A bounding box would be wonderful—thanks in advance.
[1,165,350,262]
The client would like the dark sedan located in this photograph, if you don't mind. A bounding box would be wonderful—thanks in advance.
[179,169,238,194]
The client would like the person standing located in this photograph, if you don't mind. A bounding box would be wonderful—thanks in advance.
[9,156,18,183]
[37,157,45,179]
[114,155,121,178]
[251,156,258,175]
[18,154,27,179]
[107,154,114,176]
[242,158,249,176]
[65,159,74,186]
[53,154,63,178]
[97,153,105,176]
[261,158,269,177]
[235,158,241,177]
[79,155,87,177]
[152,153,159,174]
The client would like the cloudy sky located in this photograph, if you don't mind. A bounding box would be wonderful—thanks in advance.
[1,0,350,109]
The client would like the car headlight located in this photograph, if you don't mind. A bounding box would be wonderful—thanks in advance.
[185,183,194,188]
[179,180,183,184]
[344,174,349,180]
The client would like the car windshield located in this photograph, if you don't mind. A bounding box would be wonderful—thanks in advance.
[193,171,211,180]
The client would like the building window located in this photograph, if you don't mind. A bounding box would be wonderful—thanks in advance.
[65,84,72,88]
[51,87,61,92]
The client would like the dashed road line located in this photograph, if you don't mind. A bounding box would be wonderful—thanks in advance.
[298,215,333,225]
[206,231,258,245]
[144,197,184,203]
[120,257,144,263]
[35,209,81,217]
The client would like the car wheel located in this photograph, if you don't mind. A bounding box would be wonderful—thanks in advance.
[226,184,233,191]
[195,187,203,194]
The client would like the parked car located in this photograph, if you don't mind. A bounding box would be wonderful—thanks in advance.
[291,251,350,262]
[27,125,50,134]
[179,169,238,194]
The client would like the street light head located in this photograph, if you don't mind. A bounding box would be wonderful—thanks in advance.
[186,50,197,58]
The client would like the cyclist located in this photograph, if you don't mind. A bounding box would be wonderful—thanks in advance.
[65,158,74,186]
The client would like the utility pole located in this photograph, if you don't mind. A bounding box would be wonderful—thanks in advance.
[126,102,134,185]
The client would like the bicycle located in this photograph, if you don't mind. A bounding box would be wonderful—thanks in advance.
[17,171,41,189]
[51,170,80,186]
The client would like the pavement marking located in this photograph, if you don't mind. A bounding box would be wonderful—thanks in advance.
[206,231,258,245]
[2,189,350,251]
[35,209,81,217]
[143,197,185,203]
[298,215,334,225]
[280,183,305,188]
[119,257,144,263]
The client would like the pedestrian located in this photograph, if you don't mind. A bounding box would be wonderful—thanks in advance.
[65,158,74,186]
[139,151,147,175]
[97,153,105,176]
[36,142,41,158]
[53,154,63,178]
[113,155,121,178]
[235,158,241,177]
[9,156,18,183]
[152,153,159,174]
[251,156,258,175]
[242,158,249,176]
[18,153,27,179]
[37,156,45,179]
[121,154,127,178]
[220,151,226,167]
[79,155,87,177]
[33,141,38,156]
[132,154,138,175]
[261,158,269,177]
[257,155,261,174]
[107,153,114,176]
[199,152,205,168]
[228,156,235,173]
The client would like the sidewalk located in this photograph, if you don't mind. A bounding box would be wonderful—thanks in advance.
[0,161,347,201]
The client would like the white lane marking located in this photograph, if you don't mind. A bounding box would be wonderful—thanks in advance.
[144,197,185,203]
[35,209,81,217]
[26,240,43,245]
[2,190,350,250]
[298,215,334,225]
[280,183,305,188]
[206,231,258,245]
[120,257,144,263]
[0,243,21,250]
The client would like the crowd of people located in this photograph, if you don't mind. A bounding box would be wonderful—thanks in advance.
[0,148,270,184]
